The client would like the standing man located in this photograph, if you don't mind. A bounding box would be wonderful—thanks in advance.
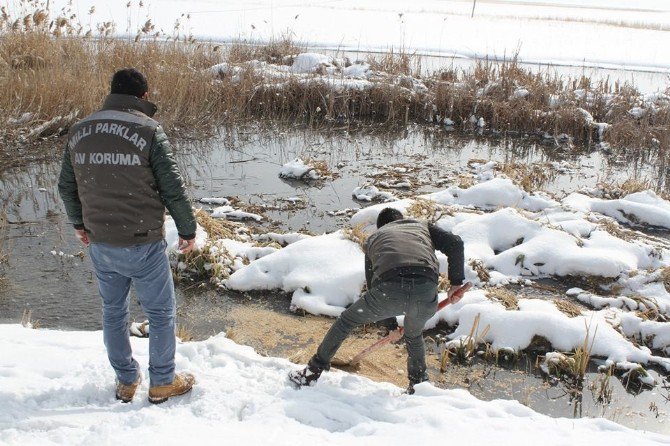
[58,68,196,404]
[289,207,467,393]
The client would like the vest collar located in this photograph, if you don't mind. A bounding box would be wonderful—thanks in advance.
[102,94,158,118]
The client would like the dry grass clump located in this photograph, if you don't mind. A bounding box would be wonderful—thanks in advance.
[437,273,451,292]
[343,224,368,248]
[498,162,557,192]
[599,218,635,241]
[366,49,419,77]
[226,36,303,65]
[595,179,657,200]
[195,209,238,240]
[486,287,519,310]
[0,2,226,142]
[456,174,475,189]
[176,324,194,342]
[662,266,670,292]
[554,299,583,318]
[303,158,334,179]
[174,209,247,284]
[406,198,442,222]
[177,243,232,283]
[543,349,591,382]
[21,309,40,329]
[629,295,668,322]
[542,322,597,382]
[440,313,491,369]
[469,259,491,283]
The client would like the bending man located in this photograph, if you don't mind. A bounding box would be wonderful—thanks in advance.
[289,207,466,393]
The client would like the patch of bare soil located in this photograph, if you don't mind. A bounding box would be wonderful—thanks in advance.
[222,304,411,387]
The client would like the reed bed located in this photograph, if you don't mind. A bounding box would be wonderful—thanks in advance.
[1,2,668,170]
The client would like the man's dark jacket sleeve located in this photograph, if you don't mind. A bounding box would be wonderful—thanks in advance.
[57,146,85,229]
[429,224,465,285]
[150,126,196,239]
[364,253,373,289]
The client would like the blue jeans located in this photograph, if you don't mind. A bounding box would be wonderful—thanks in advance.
[312,278,437,384]
[89,239,176,387]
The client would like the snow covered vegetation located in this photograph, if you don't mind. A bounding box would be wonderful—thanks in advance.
[165,162,670,389]
[278,158,331,182]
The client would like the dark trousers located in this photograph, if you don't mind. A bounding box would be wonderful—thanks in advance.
[311,277,438,384]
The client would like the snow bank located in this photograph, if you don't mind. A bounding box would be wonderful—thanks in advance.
[291,53,332,73]
[211,205,263,222]
[199,197,230,206]
[565,191,670,229]
[425,177,558,211]
[432,292,670,373]
[2,325,668,445]
[279,158,321,181]
[349,178,557,232]
[351,184,396,202]
[227,232,365,316]
[441,208,658,279]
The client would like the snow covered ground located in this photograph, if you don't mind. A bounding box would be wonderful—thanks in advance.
[17,0,670,80]
[1,324,669,445]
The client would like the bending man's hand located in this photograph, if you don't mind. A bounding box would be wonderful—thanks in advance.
[445,283,471,306]
[75,229,90,247]
[178,237,195,254]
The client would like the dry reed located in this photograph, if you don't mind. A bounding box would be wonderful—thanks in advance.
[662,267,670,293]
[554,299,583,318]
[469,259,491,283]
[498,162,557,192]
[440,313,491,369]
[342,224,368,248]
[176,324,194,342]
[486,287,519,310]
[1,2,668,172]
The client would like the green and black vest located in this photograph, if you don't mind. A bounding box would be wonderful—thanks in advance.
[67,94,165,246]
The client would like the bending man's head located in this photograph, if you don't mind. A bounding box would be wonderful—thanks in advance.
[376,207,404,228]
[111,68,148,98]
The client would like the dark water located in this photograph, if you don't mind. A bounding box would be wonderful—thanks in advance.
[1,125,669,434]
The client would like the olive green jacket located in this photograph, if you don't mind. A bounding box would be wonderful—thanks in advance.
[58,94,196,245]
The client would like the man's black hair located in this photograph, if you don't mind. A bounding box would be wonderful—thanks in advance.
[376,207,404,228]
[110,68,148,98]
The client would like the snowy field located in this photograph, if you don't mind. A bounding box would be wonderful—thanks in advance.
[1,324,669,446]
[11,0,670,76]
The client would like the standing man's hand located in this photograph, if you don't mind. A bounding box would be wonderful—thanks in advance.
[75,229,90,247]
[178,237,195,254]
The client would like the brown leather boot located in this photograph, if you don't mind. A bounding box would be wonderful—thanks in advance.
[115,376,141,403]
[148,372,195,404]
